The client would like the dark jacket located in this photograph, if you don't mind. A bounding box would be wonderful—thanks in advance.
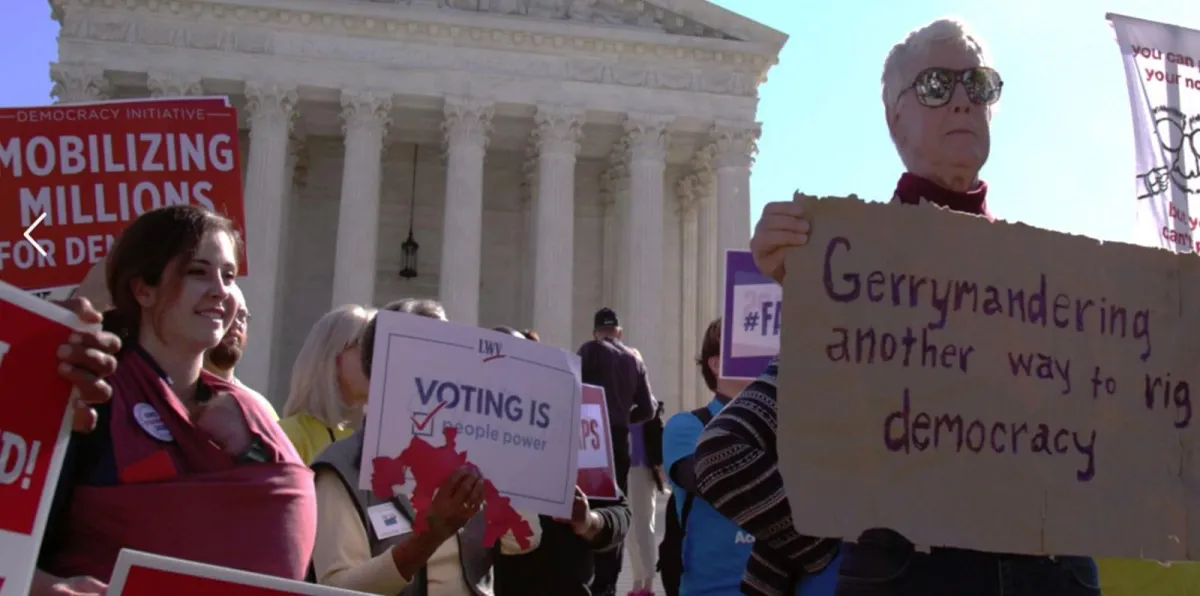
[493,494,631,596]
[576,338,655,430]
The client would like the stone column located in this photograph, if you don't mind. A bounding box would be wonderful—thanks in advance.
[439,97,493,325]
[712,120,761,258]
[238,82,297,394]
[598,178,616,310]
[50,64,110,104]
[518,146,538,328]
[601,141,630,315]
[265,129,307,398]
[692,145,719,325]
[531,106,584,349]
[332,90,392,308]
[276,127,306,308]
[621,113,673,380]
[677,175,699,410]
[146,72,203,98]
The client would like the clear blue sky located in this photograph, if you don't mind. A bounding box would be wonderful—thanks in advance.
[2,1,1197,243]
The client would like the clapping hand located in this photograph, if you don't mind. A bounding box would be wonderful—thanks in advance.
[428,466,485,539]
[553,486,596,537]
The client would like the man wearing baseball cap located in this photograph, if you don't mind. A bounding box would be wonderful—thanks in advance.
[578,307,656,596]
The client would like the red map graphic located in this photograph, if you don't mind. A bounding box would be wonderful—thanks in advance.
[371,426,533,549]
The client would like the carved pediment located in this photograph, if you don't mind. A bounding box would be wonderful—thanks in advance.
[390,0,741,40]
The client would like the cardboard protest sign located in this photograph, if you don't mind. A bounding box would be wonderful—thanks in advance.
[107,550,371,595]
[0,97,246,296]
[0,280,98,596]
[721,249,781,379]
[360,312,582,540]
[577,384,618,501]
[776,195,1200,561]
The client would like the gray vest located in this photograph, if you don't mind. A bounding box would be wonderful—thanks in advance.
[312,432,494,596]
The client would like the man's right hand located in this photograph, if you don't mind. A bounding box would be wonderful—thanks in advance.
[31,572,107,596]
[427,466,485,538]
[750,193,811,284]
[50,297,121,433]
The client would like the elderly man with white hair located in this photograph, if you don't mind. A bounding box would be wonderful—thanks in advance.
[694,16,1101,596]
[204,282,279,421]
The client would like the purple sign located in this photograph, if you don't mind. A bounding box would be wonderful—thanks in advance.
[720,250,782,380]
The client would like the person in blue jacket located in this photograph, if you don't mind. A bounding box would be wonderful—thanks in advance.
[664,318,841,596]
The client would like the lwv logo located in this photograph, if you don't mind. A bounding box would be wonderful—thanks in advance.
[479,338,505,362]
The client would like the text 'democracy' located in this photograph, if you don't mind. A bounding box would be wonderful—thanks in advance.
[776,195,1200,561]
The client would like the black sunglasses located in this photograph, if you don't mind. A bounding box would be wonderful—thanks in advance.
[904,66,1003,108]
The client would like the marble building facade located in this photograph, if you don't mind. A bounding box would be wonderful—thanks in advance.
[49,0,784,413]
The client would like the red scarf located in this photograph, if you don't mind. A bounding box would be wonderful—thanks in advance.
[46,348,316,581]
[893,172,994,220]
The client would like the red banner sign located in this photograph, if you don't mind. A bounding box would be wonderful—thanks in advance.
[577,384,618,500]
[0,281,87,596]
[120,566,309,596]
[0,97,246,293]
[108,550,368,595]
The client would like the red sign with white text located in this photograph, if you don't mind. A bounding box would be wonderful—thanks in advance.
[120,567,314,596]
[0,281,86,596]
[577,384,618,500]
[108,550,369,596]
[0,97,246,292]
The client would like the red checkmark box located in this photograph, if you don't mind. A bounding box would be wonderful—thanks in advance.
[411,400,448,435]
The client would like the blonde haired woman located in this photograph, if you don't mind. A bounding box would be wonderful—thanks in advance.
[279,304,376,465]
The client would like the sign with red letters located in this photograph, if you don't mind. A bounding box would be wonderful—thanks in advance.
[0,97,246,295]
[0,280,96,596]
[577,384,618,501]
[108,550,371,595]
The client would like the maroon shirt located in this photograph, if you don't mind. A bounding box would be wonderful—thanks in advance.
[892,171,993,220]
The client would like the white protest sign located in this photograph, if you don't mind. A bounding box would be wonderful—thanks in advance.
[1106,13,1200,252]
[721,250,783,379]
[360,312,582,520]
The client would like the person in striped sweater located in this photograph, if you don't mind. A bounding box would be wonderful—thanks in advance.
[695,16,1099,596]
[691,357,842,596]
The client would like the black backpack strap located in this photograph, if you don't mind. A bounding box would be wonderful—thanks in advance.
[680,490,697,529]
[678,406,712,529]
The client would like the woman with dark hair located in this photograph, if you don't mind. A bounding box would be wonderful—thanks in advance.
[32,205,316,595]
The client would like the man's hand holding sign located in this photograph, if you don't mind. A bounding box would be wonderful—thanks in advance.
[775,193,1200,561]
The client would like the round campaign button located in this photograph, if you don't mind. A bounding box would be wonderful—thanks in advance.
[133,402,174,443]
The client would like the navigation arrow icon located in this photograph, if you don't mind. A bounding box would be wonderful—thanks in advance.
[23,212,48,257]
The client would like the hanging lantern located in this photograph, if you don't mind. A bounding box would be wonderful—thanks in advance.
[399,230,419,279]
[399,145,420,279]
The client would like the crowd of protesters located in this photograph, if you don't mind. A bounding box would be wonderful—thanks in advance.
[29,13,1174,596]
